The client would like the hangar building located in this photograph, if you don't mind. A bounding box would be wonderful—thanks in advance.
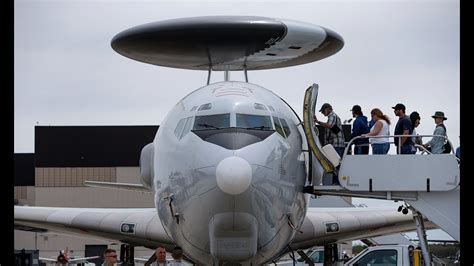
[14,125,159,263]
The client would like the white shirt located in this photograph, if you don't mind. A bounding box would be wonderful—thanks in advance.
[369,119,390,144]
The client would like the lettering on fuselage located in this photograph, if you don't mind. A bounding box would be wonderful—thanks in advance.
[212,87,254,97]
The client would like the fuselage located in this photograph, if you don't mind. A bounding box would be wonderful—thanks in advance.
[153,81,309,264]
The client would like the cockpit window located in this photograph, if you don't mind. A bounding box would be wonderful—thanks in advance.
[174,117,194,139]
[174,118,187,138]
[254,103,268,110]
[180,116,194,138]
[198,103,212,111]
[236,114,273,130]
[193,114,230,130]
[272,117,291,137]
[273,116,285,137]
[280,118,291,137]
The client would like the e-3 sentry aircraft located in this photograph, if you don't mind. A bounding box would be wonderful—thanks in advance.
[14,16,429,265]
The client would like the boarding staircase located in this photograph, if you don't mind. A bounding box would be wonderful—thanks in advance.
[300,84,460,242]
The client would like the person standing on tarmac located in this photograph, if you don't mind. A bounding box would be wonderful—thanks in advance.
[101,249,118,266]
[150,246,169,265]
[169,246,184,266]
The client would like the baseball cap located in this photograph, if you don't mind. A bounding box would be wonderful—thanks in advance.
[319,103,332,112]
[350,105,361,112]
[392,103,406,111]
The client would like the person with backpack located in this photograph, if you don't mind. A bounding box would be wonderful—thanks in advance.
[422,111,448,154]
[314,103,346,158]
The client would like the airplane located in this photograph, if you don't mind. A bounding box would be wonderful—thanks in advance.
[38,248,99,265]
[15,16,443,265]
[39,257,97,266]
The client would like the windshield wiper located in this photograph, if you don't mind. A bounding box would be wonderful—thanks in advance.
[197,123,221,130]
[245,126,273,130]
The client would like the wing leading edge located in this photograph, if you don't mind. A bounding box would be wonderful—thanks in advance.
[15,206,435,256]
[291,207,436,250]
[14,206,173,249]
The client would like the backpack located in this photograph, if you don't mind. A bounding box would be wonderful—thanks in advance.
[437,124,451,154]
[443,142,451,154]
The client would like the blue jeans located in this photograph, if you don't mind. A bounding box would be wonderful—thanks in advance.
[334,147,345,158]
[400,144,416,154]
[372,143,389,154]
[354,145,369,155]
[397,144,416,154]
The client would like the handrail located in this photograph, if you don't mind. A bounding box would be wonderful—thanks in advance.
[343,134,454,156]
[415,144,432,154]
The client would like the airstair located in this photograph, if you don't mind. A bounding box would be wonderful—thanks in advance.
[301,84,460,243]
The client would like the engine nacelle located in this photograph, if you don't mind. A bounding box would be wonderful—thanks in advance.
[139,142,154,190]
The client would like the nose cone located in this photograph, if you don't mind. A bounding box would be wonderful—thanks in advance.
[216,156,252,195]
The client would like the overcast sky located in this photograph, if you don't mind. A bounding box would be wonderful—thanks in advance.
[14,0,459,240]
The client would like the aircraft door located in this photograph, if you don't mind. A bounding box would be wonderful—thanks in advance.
[302,83,335,185]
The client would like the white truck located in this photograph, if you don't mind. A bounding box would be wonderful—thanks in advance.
[344,244,423,266]
[276,244,425,266]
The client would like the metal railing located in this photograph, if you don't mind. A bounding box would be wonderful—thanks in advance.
[343,134,454,156]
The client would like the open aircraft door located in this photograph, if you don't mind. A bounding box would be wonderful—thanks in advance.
[302,83,336,185]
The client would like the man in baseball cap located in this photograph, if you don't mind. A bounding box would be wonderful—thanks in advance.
[349,105,369,154]
[314,103,345,157]
[392,103,406,111]
[319,103,332,113]
[392,103,414,154]
[314,102,345,185]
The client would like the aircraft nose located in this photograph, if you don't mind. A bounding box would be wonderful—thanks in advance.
[216,156,252,195]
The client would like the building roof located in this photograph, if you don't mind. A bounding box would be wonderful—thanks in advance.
[34,126,158,167]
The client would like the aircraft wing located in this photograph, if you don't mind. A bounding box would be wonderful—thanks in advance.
[291,207,436,250]
[14,206,173,249]
[68,256,101,263]
[84,181,151,192]
[38,257,57,263]
[39,256,100,264]
[15,206,434,253]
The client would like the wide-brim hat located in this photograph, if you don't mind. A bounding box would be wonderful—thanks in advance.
[431,111,447,120]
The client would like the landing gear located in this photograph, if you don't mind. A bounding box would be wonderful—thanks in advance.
[411,209,431,266]
[323,244,339,266]
[119,244,135,265]
[296,249,314,266]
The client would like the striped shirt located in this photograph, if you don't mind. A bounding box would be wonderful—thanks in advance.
[324,111,345,148]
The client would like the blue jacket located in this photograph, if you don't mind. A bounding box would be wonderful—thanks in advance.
[350,115,370,145]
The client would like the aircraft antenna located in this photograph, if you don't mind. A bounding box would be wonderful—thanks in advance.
[207,66,212,85]
[224,69,230,81]
[244,65,248,82]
